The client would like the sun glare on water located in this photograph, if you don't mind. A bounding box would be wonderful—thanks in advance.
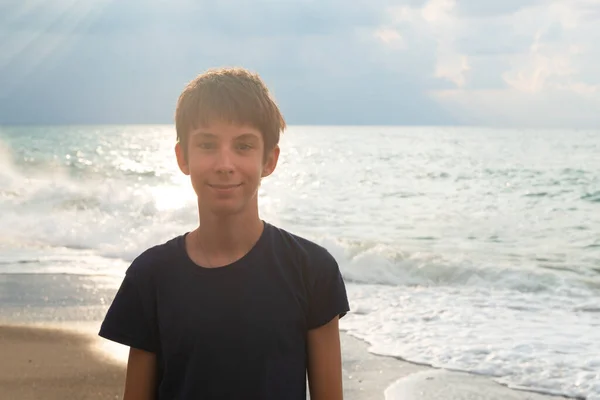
[150,184,194,211]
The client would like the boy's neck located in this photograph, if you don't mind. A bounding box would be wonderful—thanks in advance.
[193,210,264,266]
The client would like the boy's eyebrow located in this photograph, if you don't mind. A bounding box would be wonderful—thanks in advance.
[190,132,260,140]
[192,132,217,138]
[235,133,260,140]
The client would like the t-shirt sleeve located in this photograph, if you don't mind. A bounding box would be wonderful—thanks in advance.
[98,266,159,353]
[306,249,350,330]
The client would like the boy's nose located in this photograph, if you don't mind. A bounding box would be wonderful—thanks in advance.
[214,148,235,174]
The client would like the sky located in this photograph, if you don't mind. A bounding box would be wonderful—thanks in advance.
[1,0,599,127]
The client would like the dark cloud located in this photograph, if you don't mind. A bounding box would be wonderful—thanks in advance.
[1,0,385,36]
[0,16,454,125]
[277,72,454,125]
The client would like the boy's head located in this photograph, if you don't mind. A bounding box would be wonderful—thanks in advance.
[175,67,286,162]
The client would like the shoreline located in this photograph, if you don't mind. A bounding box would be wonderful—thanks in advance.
[341,331,575,400]
[0,322,574,400]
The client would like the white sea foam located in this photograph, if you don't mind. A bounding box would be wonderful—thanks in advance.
[0,151,196,268]
[338,279,599,400]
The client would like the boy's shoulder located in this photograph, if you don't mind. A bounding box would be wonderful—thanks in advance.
[124,234,184,278]
[267,222,339,267]
[268,222,316,246]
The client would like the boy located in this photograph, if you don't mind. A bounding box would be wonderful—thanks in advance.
[98,67,350,400]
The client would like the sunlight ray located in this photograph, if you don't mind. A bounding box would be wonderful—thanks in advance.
[0,0,114,98]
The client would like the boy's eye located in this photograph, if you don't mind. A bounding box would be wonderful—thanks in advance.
[199,142,216,149]
[237,143,252,151]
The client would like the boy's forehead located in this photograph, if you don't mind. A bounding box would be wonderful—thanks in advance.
[189,122,263,140]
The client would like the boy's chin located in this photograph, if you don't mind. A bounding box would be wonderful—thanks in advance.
[204,202,246,217]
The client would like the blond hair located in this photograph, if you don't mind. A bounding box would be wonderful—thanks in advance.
[175,67,286,158]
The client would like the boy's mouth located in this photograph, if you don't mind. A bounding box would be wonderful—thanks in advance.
[208,183,243,189]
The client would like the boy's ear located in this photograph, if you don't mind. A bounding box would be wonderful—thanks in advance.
[175,142,190,175]
[261,145,280,178]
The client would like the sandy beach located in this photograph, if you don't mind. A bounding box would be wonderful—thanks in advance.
[0,325,125,400]
[0,323,572,400]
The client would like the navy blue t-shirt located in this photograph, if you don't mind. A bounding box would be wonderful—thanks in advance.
[99,221,350,400]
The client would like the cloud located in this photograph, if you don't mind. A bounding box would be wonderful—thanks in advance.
[500,1,600,94]
[374,0,600,127]
[1,0,599,127]
[383,0,471,88]
[455,0,544,17]
[2,0,385,37]
[374,28,406,49]
[0,0,456,125]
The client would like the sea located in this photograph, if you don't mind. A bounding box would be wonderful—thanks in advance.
[1,125,599,399]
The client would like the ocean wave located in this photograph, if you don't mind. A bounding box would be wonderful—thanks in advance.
[582,191,600,203]
[2,158,598,296]
[316,237,600,297]
[0,146,196,266]
[2,131,599,297]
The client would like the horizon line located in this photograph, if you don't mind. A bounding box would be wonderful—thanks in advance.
[1,123,598,131]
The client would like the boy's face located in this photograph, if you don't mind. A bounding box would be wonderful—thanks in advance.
[175,120,279,217]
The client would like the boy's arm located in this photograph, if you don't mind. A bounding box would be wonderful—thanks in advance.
[123,347,157,400]
[306,316,344,400]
